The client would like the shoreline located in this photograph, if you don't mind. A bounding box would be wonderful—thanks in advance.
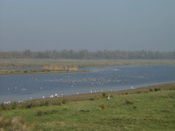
[28,83,175,103]
[1,83,175,110]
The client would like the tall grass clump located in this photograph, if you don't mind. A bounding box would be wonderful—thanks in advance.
[62,99,67,104]
[11,101,18,109]
[102,92,108,98]
[0,103,6,110]
[24,103,33,109]
[44,101,49,106]
[36,110,43,116]
[169,87,175,90]
[11,117,29,130]
[0,116,29,130]
[89,97,95,101]
[154,87,161,91]
[149,88,154,92]
[99,103,105,109]
[125,99,134,105]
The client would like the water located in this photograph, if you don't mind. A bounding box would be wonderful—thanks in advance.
[0,65,175,103]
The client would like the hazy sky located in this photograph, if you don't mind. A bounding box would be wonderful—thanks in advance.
[0,0,175,51]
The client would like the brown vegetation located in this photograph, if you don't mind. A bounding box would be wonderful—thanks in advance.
[43,65,78,71]
[0,115,29,130]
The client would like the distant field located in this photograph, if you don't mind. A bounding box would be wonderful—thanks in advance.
[0,69,88,75]
[0,83,175,130]
[0,59,175,68]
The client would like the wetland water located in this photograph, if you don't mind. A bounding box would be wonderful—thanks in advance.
[0,65,175,103]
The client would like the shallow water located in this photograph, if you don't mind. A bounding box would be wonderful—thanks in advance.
[0,65,175,103]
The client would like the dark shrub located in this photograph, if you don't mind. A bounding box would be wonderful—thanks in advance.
[133,106,137,109]
[102,92,108,98]
[11,102,18,109]
[125,99,134,105]
[110,95,114,98]
[149,88,154,92]
[169,88,175,90]
[44,101,49,106]
[89,98,95,101]
[58,101,62,106]
[1,103,6,110]
[136,91,141,94]
[23,71,28,73]
[79,109,90,112]
[36,110,43,116]
[25,103,33,108]
[154,88,161,91]
[62,99,67,104]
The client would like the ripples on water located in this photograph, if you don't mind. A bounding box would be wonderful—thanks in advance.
[0,65,175,103]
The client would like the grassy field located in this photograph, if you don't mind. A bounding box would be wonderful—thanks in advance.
[0,83,175,130]
[0,59,175,68]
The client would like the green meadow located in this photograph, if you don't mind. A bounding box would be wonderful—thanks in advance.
[0,83,175,130]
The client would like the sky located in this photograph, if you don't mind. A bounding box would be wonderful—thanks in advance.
[0,0,175,51]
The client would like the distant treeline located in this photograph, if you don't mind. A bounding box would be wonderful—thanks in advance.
[0,50,175,59]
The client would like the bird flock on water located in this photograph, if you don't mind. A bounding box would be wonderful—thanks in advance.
[2,71,138,104]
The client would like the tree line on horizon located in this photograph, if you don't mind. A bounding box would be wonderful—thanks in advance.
[0,49,174,59]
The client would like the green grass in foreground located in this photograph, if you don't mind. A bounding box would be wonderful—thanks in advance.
[0,84,175,130]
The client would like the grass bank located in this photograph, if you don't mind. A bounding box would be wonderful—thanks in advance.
[0,83,175,130]
[0,69,88,75]
[0,59,175,68]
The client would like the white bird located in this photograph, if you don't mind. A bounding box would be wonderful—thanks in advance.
[108,95,110,100]
[91,90,93,93]
[50,95,54,98]
[42,96,45,99]
[55,94,58,97]
[77,92,79,94]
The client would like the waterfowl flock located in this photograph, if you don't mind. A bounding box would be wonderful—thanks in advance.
[1,67,155,104]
